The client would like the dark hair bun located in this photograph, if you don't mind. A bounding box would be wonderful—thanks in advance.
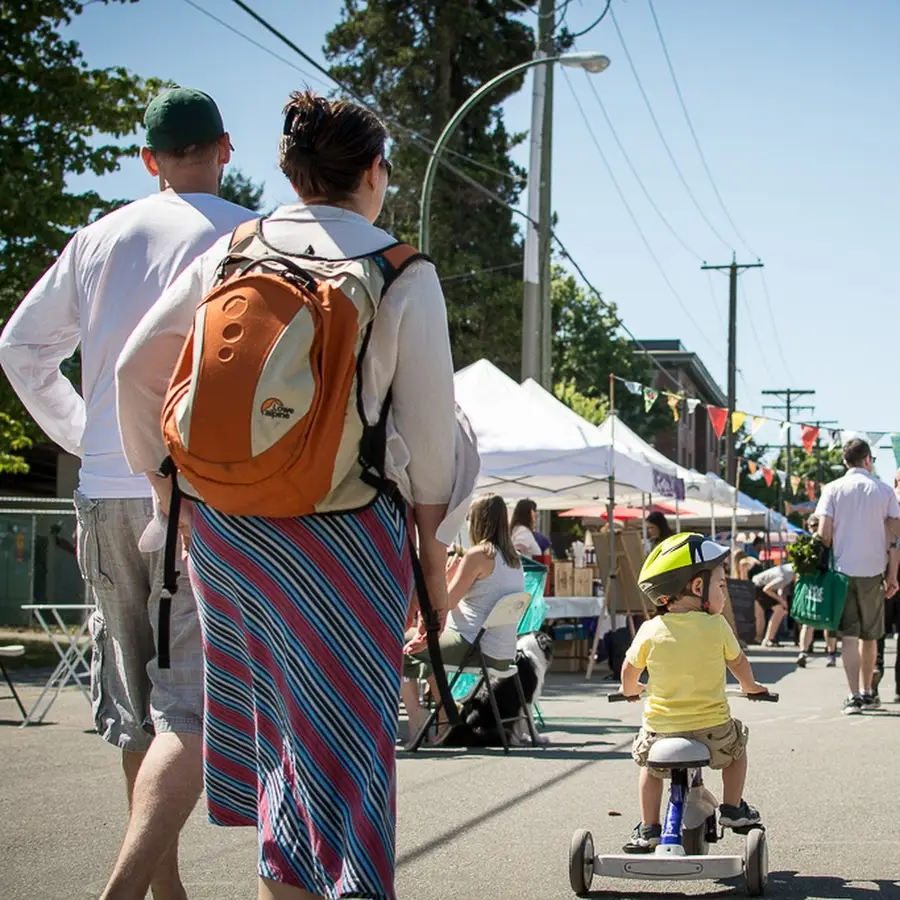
[280,90,388,202]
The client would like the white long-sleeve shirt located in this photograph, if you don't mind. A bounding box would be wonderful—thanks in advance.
[0,190,253,498]
[116,203,457,511]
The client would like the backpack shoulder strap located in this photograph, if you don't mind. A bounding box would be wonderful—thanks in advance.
[373,243,431,296]
[229,217,261,251]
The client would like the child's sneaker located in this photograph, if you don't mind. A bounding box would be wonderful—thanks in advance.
[842,694,863,715]
[826,652,837,667]
[796,652,807,668]
[719,800,761,829]
[623,823,662,854]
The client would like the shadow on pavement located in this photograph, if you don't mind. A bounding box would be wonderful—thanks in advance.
[768,871,900,898]
[397,737,635,869]
[400,744,632,762]
[583,871,899,898]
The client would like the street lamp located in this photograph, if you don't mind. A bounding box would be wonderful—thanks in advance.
[417,50,610,255]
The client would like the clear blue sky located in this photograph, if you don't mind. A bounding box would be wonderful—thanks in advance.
[65,0,900,477]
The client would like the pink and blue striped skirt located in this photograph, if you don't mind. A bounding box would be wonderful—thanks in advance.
[189,494,411,899]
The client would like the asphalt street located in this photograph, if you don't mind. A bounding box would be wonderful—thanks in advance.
[2,644,898,900]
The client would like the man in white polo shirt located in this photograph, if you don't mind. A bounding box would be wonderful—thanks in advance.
[816,438,900,715]
[0,88,252,899]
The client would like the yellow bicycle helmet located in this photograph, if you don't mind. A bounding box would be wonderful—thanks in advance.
[639,533,730,609]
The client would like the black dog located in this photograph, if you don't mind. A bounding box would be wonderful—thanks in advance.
[442,632,553,747]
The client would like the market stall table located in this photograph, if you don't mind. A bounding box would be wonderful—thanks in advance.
[20,604,94,727]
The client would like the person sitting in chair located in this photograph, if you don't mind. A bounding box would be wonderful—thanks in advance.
[400,493,525,739]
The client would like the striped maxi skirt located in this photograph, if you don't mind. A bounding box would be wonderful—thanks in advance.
[188,493,411,899]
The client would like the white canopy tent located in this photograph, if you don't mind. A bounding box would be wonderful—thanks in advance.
[454,361,655,503]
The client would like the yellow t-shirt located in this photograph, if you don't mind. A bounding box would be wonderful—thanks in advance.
[624,612,742,733]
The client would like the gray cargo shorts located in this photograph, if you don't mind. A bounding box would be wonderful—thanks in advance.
[74,491,203,751]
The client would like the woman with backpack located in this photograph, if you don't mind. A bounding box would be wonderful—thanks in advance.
[116,92,460,900]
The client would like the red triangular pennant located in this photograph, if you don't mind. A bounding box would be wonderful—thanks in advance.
[763,466,774,487]
[708,406,728,439]
[801,425,820,455]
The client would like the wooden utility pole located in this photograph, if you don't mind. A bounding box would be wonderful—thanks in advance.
[761,389,815,499]
[701,254,764,485]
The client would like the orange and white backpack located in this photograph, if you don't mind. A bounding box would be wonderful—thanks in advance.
[154,217,460,725]
[160,216,423,517]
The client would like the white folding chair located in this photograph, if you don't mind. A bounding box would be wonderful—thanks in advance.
[0,645,27,720]
[408,591,541,754]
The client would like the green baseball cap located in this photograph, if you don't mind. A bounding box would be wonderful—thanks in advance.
[144,87,228,152]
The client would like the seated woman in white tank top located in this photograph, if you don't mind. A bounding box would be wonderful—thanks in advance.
[400,493,526,737]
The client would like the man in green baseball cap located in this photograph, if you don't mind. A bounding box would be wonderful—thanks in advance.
[1,80,251,900]
[141,86,233,193]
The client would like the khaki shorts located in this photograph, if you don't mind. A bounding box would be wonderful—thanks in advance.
[632,718,749,780]
[74,492,203,752]
[840,575,885,641]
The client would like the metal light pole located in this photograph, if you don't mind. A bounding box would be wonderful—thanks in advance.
[417,51,610,376]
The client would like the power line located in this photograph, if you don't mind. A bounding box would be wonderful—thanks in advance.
[567,0,612,39]
[757,269,795,383]
[646,0,757,257]
[609,5,733,250]
[181,0,331,91]
[219,0,522,185]
[737,277,773,391]
[220,0,699,399]
[440,261,522,283]
[584,73,704,262]
[561,68,721,360]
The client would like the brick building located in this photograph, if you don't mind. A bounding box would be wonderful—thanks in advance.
[634,339,727,475]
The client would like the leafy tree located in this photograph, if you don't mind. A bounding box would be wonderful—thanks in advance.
[325,0,532,375]
[0,412,31,474]
[551,267,674,440]
[0,0,159,470]
[220,168,265,211]
[553,379,607,426]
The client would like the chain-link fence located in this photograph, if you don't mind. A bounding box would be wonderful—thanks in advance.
[0,497,85,626]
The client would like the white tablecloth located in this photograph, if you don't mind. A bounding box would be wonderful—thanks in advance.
[544,595,604,619]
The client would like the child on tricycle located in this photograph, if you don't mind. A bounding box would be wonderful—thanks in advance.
[620,533,769,853]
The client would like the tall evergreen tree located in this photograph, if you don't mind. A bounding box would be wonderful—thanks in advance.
[325,0,532,375]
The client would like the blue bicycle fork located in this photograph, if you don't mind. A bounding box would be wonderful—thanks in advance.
[660,770,690,846]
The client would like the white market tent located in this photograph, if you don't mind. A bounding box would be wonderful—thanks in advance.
[454,360,655,503]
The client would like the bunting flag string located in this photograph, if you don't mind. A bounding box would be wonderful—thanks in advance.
[667,394,681,421]
[801,425,820,454]
[707,406,728,439]
[609,376,895,462]
[892,434,900,468]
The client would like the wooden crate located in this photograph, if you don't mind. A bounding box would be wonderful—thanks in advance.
[549,638,588,673]
[572,567,595,597]
[554,561,574,597]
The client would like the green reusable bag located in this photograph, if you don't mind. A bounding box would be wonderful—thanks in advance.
[790,552,849,631]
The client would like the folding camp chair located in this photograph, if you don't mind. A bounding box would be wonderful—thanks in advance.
[408,591,541,754]
[0,645,27,720]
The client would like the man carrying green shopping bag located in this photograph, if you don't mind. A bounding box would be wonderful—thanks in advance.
[816,439,900,715]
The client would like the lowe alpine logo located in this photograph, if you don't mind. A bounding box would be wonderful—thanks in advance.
[260,398,295,420]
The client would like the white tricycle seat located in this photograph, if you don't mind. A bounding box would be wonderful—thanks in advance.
[648,737,711,770]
